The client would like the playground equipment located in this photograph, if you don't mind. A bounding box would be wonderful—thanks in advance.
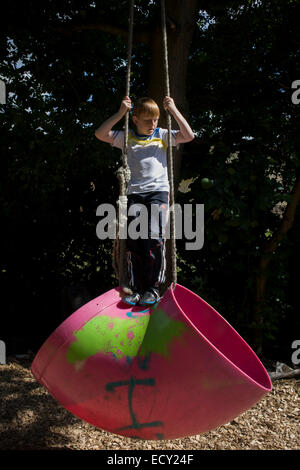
[31,0,271,440]
[31,283,272,440]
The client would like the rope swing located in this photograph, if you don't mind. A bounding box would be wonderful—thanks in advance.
[114,0,177,290]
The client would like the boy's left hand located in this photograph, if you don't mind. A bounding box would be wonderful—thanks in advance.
[163,96,177,114]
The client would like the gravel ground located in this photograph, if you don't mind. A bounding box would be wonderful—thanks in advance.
[0,357,299,450]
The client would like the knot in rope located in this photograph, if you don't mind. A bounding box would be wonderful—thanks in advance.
[116,164,131,189]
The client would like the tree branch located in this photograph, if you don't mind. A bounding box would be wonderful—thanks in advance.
[252,170,300,351]
[53,23,150,43]
[262,171,300,258]
[268,369,300,381]
[257,171,300,297]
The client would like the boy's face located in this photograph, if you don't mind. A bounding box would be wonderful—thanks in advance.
[132,113,159,136]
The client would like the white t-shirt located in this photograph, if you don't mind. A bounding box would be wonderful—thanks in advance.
[112,127,178,194]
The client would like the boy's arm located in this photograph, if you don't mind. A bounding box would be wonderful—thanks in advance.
[94,96,131,144]
[163,96,194,145]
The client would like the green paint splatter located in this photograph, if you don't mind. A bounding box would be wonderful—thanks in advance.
[139,306,187,359]
[67,306,187,366]
[67,315,149,364]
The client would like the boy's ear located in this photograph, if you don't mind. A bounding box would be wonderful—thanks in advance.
[132,115,138,125]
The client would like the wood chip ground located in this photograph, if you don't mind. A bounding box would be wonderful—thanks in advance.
[0,358,299,450]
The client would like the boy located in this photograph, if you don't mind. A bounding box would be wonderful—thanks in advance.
[95,95,194,305]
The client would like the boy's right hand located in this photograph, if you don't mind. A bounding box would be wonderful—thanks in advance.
[119,96,132,116]
[95,96,132,143]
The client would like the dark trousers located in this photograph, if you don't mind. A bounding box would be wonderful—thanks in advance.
[126,191,169,293]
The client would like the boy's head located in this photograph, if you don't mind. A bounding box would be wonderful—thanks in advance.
[132,97,160,135]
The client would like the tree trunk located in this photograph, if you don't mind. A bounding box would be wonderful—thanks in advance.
[252,170,300,353]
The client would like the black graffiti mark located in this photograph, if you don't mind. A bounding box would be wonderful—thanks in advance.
[129,433,165,440]
[106,376,163,432]
[125,353,151,370]
[137,352,152,370]
[126,351,152,370]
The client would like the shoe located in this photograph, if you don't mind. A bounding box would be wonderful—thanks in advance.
[122,292,141,306]
[139,288,161,306]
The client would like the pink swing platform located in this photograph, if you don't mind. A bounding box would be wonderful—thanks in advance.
[31,283,272,440]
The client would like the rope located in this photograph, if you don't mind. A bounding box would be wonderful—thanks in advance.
[124,0,134,166]
[115,0,134,288]
[161,0,177,288]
